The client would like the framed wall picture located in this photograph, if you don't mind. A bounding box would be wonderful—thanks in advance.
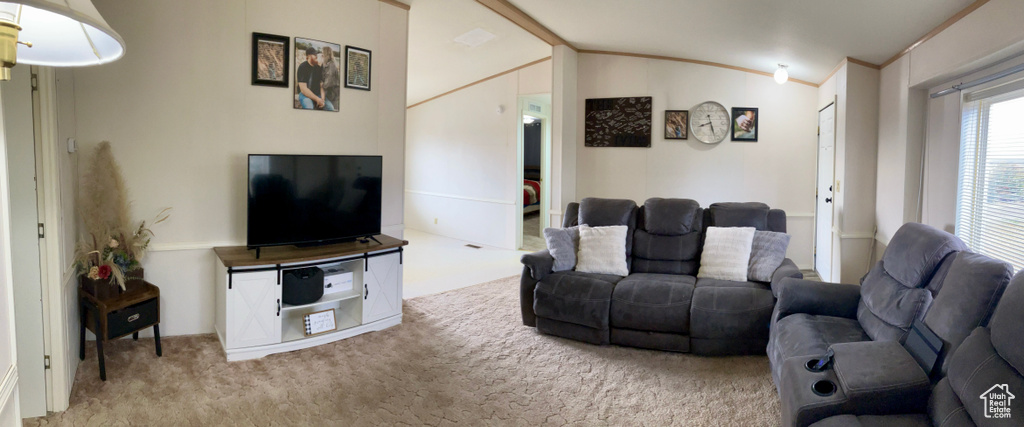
[251,32,289,87]
[584,97,652,147]
[731,107,758,142]
[294,37,342,112]
[665,110,688,140]
[345,45,372,91]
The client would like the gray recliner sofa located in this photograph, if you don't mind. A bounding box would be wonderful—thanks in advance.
[520,197,802,355]
[767,222,969,384]
[807,268,1024,427]
[771,222,1015,426]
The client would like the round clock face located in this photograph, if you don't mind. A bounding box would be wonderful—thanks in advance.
[689,101,730,144]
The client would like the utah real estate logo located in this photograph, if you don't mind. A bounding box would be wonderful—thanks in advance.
[981,384,1014,419]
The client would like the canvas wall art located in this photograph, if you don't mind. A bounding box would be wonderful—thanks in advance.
[584,97,652,147]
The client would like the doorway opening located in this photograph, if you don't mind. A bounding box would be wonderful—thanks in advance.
[815,101,836,282]
[517,95,551,252]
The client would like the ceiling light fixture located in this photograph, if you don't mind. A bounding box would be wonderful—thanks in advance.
[774,64,789,85]
[0,0,125,81]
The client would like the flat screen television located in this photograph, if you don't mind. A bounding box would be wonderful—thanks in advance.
[247,154,382,250]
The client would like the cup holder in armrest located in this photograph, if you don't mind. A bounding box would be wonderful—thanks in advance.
[811,380,837,397]
[805,358,828,372]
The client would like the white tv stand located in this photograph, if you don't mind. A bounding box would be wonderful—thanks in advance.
[213,235,407,361]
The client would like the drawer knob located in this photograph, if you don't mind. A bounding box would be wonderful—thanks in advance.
[127,314,140,322]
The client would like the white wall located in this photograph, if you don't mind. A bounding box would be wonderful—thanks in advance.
[0,84,22,424]
[404,59,552,249]
[70,0,408,337]
[550,46,577,229]
[838,63,880,283]
[817,61,880,283]
[876,0,1024,256]
[574,53,818,268]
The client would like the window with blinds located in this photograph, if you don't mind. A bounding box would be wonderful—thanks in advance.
[957,83,1024,272]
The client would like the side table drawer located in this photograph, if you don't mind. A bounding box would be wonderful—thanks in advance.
[108,298,159,339]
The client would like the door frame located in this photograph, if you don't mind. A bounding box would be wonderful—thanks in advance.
[515,95,551,250]
[814,99,837,281]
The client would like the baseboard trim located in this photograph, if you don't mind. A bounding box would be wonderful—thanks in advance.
[405,189,514,206]
[839,232,875,240]
[149,241,245,252]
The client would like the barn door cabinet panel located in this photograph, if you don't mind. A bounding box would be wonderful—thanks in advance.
[214,235,407,361]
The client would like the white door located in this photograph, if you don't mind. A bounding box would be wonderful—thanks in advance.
[4,65,47,416]
[815,103,836,281]
[226,271,281,349]
[362,252,402,324]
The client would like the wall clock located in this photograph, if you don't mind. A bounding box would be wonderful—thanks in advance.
[689,101,730,144]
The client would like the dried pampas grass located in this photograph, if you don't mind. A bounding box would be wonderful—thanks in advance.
[80,142,129,240]
[75,142,170,290]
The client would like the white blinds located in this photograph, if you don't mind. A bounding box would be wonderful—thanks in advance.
[957,86,1024,272]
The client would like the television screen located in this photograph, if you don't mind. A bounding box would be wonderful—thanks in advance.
[247,154,382,248]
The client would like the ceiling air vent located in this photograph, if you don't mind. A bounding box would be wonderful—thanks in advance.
[454,28,495,48]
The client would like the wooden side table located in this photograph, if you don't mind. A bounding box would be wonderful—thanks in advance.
[79,281,162,381]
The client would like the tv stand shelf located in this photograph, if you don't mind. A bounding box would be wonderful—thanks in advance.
[213,235,408,361]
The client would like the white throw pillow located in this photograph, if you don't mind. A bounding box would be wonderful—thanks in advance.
[575,225,629,276]
[697,226,756,282]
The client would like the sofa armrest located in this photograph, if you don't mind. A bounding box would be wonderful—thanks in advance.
[771,258,803,297]
[775,278,861,321]
[521,249,554,281]
[520,266,540,327]
[830,341,931,414]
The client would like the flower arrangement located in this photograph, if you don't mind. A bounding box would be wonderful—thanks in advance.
[74,142,170,292]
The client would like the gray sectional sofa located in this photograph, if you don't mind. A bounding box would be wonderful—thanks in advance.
[808,269,1024,427]
[769,222,1017,426]
[521,197,1023,425]
[520,197,802,355]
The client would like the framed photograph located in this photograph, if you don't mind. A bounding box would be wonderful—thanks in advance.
[294,37,342,112]
[251,32,289,87]
[584,97,652,147]
[665,110,688,140]
[303,309,337,337]
[731,107,758,142]
[344,45,372,91]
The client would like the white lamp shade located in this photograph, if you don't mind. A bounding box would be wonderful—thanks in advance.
[0,0,124,66]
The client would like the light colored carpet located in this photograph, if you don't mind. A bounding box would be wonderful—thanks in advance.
[26,276,780,426]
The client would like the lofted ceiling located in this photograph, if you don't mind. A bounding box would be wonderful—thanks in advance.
[507,0,976,84]
[406,0,978,105]
[406,0,551,106]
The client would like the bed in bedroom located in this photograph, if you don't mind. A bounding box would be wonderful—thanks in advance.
[523,179,540,214]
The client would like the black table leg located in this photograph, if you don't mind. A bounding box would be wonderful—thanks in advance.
[79,302,86,361]
[132,332,138,341]
[93,305,106,381]
[153,324,162,357]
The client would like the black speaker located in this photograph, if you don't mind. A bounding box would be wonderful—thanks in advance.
[282,266,324,305]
